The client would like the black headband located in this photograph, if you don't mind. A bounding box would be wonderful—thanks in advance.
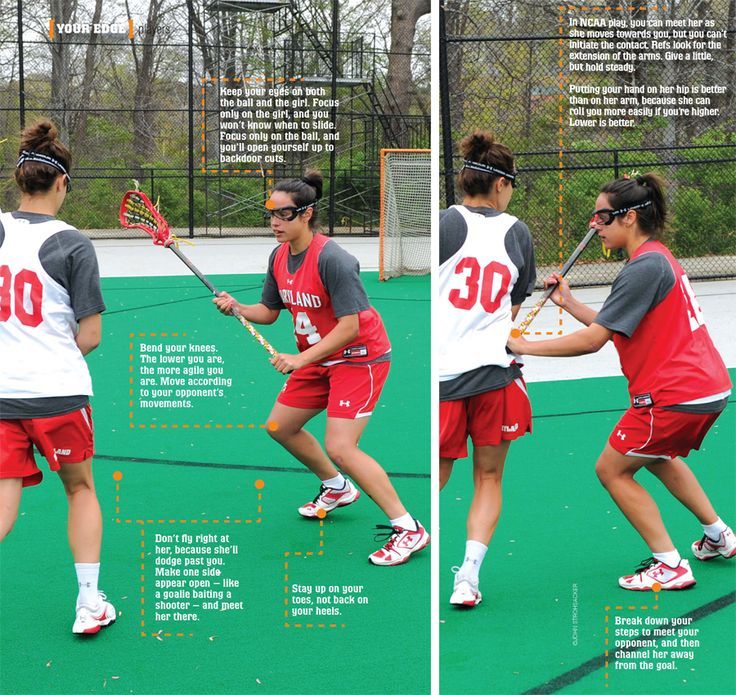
[17,150,70,177]
[461,159,516,182]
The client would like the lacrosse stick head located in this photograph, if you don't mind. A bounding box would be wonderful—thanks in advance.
[119,190,172,247]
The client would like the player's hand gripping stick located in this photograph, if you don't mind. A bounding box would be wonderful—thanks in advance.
[119,189,277,357]
[510,227,598,338]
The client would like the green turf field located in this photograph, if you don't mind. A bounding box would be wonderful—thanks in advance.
[440,374,736,695]
[0,272,430,695]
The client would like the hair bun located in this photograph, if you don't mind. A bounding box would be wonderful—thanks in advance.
[21,119,58,151]
[300,170,323,200]
[460,130,496,160]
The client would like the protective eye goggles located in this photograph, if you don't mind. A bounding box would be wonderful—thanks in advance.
[461,160,518,188]
[264,201,315,221]
[591,200,651,225]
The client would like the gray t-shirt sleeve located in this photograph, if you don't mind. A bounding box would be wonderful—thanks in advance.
[439,208,467,264]
[318,241,371,318]
[505,220,536,305]
[594,252,675,337]
[39,230,105,320]
[260,247,285,309]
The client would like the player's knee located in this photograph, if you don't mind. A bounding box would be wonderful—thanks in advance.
[439,460,454,489]
[266,421,294,445]
[0,509,19,540]
[61,475,95,497]
[595,459,614,488]
[324,438,356,467]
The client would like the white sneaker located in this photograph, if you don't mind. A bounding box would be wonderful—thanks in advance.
[73,592,116,634]
[619,558,696,591]
[692,527,736,561]
[298,480,361,518]
[368,520,430,566]
[449,567,482,607]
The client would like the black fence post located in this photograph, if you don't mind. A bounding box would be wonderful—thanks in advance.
[439,0,455,207]
[328,0,339,237]
[188,1,195,239]
[17,0,25,129]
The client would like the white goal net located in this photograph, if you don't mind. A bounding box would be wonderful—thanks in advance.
[379,149,431,280]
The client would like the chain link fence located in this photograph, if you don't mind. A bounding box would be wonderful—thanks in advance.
[0,1,430,239]
[440,0,736,285]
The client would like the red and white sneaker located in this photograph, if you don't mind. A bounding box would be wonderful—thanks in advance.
[73,592,116,634]
[298,480,361,518]
[368,520,430,566]
[692,527,736,561]
[619,558,696,591]
[449,568,482,607]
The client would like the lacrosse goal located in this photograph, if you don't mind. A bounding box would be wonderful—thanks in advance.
[379,149,431,280]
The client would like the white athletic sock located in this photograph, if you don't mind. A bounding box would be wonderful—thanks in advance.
[321,473,347,490]
[75,563,100,607]
[702,517,727,541]
[459,540,488,583]
[652,550,681,568]
[390,513,417,531]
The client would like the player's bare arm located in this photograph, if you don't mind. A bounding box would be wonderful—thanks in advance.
[270,314,360,374]
[75,314,102,355]
[508,322,612,357]
[545,272,599,326]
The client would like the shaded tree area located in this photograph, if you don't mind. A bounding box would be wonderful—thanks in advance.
[440,0,736,272]
[0,0,430,229]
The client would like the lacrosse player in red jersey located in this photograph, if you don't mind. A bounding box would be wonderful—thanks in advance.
[0,120,115,634]
[214,171,428,565]
[508,172,734,590]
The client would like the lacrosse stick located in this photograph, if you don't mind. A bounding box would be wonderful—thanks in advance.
[119,189,277,357]
[510,227,598,338]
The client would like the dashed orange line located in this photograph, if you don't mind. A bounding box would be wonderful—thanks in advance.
[140,529,145,629]
[283,518,332,628]
[142,631,195,639]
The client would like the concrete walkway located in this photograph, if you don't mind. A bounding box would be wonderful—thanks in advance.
[93,237,736,377]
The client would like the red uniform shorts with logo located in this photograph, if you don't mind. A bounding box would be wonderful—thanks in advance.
[609,405,723,460]
[440,378,532,459]
[0,405,94,487]
[277,361,390,419]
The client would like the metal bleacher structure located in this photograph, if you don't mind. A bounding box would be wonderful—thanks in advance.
[200,0,428,236]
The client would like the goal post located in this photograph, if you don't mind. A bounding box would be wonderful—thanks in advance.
[379,148,431,281]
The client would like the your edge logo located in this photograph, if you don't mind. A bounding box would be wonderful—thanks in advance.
[48,19,134,41]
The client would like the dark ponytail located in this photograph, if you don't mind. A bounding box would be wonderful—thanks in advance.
[273,170,323,229]
[15,120,72,195]
[600,172,668,237]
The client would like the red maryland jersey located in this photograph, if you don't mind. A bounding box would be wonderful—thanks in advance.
[272,233,390,363]
[613,241,731,407]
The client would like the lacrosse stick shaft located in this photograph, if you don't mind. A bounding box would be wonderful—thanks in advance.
[167,245,277,357]
[512,227,598,337]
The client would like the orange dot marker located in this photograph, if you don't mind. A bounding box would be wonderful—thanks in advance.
[315,508,327,519]
[510,328,521,338]
[652,582,662,593]
[113,471,123,481]
[254,480,265,490]
[267,421,279,432]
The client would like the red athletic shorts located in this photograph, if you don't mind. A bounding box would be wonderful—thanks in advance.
[609,405,723,459]
[277,361,390,419]
[0,405,95,487]
[440,378,532,459]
